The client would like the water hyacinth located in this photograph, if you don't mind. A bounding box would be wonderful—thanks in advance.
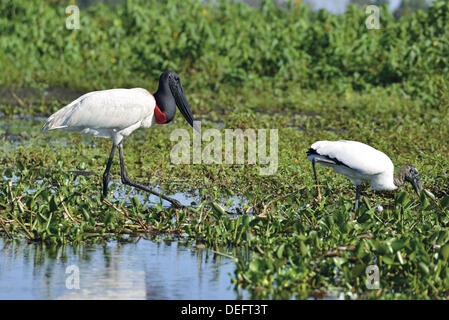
[0,0,449,300]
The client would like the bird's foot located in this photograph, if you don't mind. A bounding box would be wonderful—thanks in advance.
[350,214,356,221]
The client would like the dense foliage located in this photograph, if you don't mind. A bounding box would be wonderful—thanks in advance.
[1,0,449,105]
[1,0,449,299]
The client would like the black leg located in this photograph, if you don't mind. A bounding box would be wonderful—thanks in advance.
[118,143,183,208]
[311,157,337,203]
[102,143,116,198]
[312,159,322,202]
[354,185,361,210]
[351,185,361,220]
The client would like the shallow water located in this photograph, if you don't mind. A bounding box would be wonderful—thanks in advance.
[110,181,247,211]
[0,173,249,300]
[0,238,247,300]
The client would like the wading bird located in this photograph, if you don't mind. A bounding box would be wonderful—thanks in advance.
[42,70,199,208]
[306,140,422,216]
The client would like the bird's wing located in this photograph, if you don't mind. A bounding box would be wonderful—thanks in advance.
[42,88,155,132]
[309,140,393,176]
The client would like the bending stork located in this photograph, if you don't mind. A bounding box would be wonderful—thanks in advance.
[307,140,422,216]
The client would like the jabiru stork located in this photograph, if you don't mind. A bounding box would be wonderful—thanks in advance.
[42,70,200,208]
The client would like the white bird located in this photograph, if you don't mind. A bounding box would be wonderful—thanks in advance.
[42,70,200,208]
[306,140,422,214]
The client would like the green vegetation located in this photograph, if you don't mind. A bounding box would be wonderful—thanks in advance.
[1,0,449,104]
[1,0,449,299]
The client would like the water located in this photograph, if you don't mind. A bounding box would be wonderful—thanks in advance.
[0,170,248,300]
[111,181,247,211]
[0,178,249,300]
[0,238,247,300]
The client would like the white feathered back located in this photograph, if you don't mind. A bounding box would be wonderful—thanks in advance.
[42,88,156,133]
[311,140,394,176]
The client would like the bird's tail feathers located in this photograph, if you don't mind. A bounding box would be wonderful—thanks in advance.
[42,100,79,133]
[306,147,318,157]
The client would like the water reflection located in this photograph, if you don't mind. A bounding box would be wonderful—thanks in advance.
[0,238,246,300]
[111,181,247,211]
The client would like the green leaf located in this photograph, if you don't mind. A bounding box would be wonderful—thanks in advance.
[351,263,366,277]
[131,196,141,207]
[299,241,308,256]
[391,239,406,251]
[382,255,394,265]
[423,189,436,201]
[396,191,409,205]
[440,244,449,261]
[49,196,58,212]
[3,168,13,178]
[249,260,264,273]
[396,251,404,265]
[276,244,285,259]
[362,197,371,210]
[210,202,225,219]
[440,196,449,209]
[418,262,429,275]
[104,213,114,225]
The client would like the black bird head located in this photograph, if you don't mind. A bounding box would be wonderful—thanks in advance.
[154,70,200,133]
[401,164,423,195]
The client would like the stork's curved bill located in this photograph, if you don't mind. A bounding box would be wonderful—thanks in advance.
[169,77,200,133]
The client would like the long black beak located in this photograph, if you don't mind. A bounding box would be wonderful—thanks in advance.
[169,79,200,133]
[411,177,423,196]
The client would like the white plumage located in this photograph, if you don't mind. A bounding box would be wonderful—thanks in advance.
[42,88,157,146]
[307,140,396,191]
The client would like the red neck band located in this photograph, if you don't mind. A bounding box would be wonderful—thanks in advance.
[154,104,167,124]
[146,91,167,124]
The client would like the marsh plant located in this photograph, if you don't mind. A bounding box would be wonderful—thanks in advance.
[1,0,449,299]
